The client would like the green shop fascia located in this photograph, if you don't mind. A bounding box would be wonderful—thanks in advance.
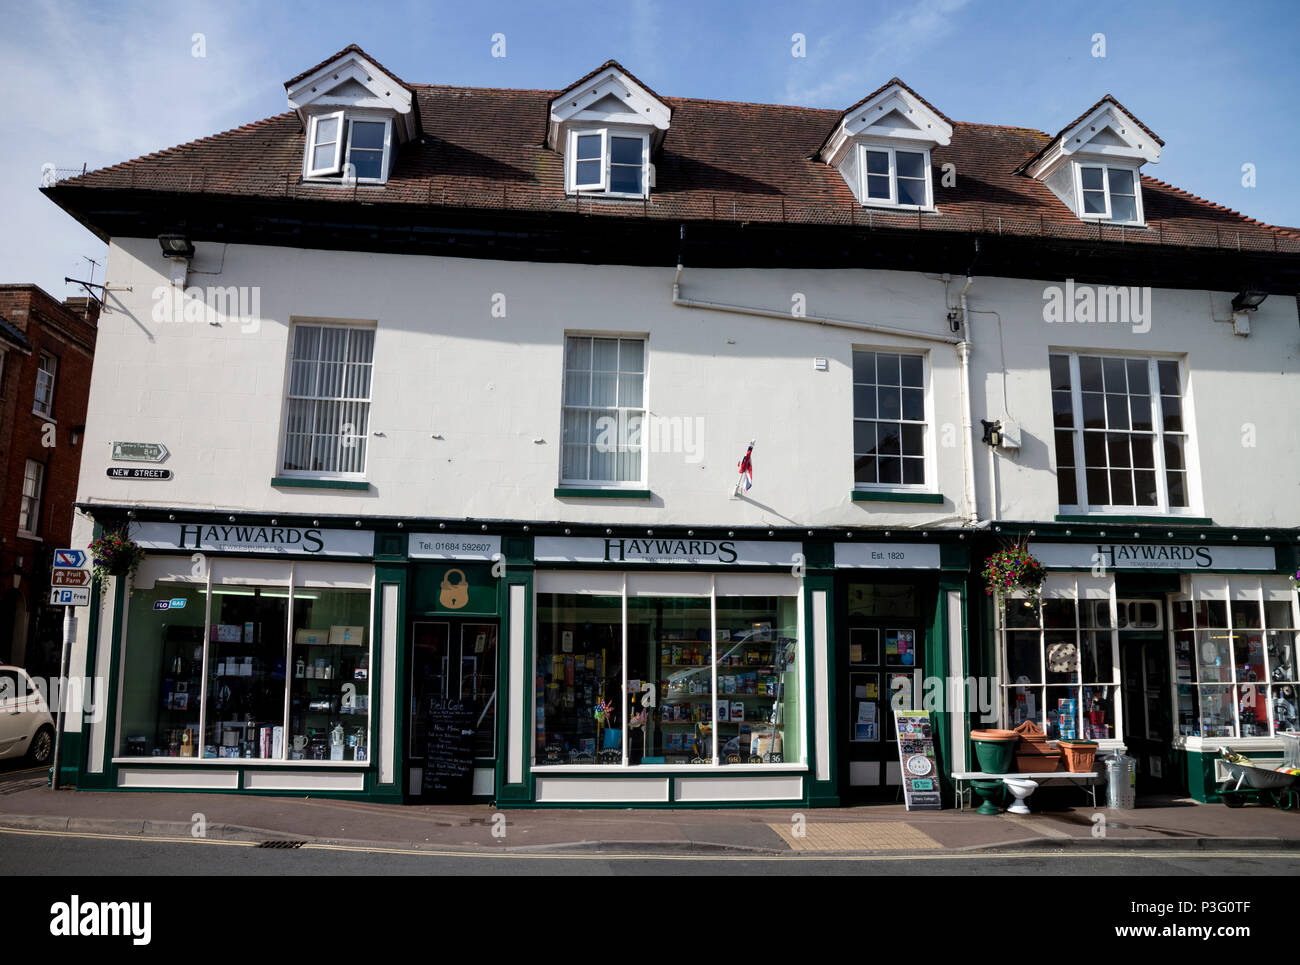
[64,509,984,808]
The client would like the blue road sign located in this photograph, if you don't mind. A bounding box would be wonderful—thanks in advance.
[53,549,87,568]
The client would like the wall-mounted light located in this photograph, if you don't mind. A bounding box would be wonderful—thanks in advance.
[1230,290,1268,313]
[158,233,194,287]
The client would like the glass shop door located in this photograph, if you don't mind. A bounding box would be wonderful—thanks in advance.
[408,619,498,799]
[840,580,924,802]
[1120,631,1175,794]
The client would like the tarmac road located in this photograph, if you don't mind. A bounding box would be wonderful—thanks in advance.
[3,826,1299,876]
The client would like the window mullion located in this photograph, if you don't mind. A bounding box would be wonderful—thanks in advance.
[1148,359,1171,511]
[1068,354,1087,507]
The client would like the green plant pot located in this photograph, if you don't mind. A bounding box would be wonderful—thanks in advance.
[973,739,1016,774]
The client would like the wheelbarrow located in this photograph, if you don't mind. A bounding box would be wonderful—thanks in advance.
[1218,758,1300,810]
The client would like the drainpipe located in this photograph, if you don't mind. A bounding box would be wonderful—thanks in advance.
[957,270,980,526]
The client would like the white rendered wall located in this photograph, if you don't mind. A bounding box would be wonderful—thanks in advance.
[75,238,1300,530]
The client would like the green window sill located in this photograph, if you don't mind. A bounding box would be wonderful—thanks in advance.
[1053,514,1213,525]
[271,476,371,492]
[555,487,652,499]
[852,490,945,504]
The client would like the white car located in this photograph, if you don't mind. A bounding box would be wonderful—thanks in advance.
[0,665,55,765]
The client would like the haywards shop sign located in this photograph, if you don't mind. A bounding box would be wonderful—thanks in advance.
[1029,541,1276,571]
[535,536,802,566]
[134,521,371,557]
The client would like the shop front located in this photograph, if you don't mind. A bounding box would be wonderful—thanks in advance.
[74,516,401,801]
[494,535,818,807]
[982,537,1298,802]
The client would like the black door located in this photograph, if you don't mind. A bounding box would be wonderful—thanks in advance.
[1120,634,1174,794]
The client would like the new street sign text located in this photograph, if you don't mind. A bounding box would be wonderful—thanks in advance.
[106,467,173,480]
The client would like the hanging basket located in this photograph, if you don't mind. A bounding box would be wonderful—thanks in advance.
[982,539,1046,607]
[88,526,146,590]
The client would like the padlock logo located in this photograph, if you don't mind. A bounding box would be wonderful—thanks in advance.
[439,568,469,609]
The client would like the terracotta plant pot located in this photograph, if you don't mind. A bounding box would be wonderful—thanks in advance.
[1011,719,1061,771]
[1059,739,1098,773]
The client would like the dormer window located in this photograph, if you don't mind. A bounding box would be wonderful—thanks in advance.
[1077,164,1141,224]
[568,129,649,196]
[817,80,951,212]
[305,111,393,182]
[548,60,670,201]
[1021,96,1161,228]
[861,146,931,208]
[285,45,419,188]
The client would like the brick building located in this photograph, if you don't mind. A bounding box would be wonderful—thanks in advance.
[0,285,98,676]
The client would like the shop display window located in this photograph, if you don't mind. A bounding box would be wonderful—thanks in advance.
[535,581,802,768]
[204,587,288,759]
[535,594,623,764]
[714,596,799,765]
[288,588,370,761]
[117,561,373,762]
[120,582,207,758]
[1173,579,1298,738]
[630,596,712,763]
[999,584,1118,741]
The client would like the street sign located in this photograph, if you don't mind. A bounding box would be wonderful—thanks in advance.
[110,441,169,463]
[49,587,90,606]
[51,569,91,587]
[52,549,87,568]
[106,467,173,480]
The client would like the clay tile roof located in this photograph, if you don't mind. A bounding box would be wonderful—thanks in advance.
[47,70,1300,256]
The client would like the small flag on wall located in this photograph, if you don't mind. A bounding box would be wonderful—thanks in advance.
[735,440,754,495]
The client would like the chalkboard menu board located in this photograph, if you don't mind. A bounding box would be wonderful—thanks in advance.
[894,709,942,810]
[422,697,477,799]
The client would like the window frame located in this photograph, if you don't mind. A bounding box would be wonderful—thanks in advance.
[18,458,44,537]
[1074,161,1145,226]
[1051,352,1198,516]
[278,321,376,481]
[33,350,57,418]
[304,110,394,185]
[559,332,649,490]
[851,348,936,494]
[565,127,651,199]
[857,144,934,210]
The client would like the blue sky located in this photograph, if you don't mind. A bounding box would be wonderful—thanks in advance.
[5,0,1297,297]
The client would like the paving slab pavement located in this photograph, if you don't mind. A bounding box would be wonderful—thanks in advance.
[2,785,1298,855]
